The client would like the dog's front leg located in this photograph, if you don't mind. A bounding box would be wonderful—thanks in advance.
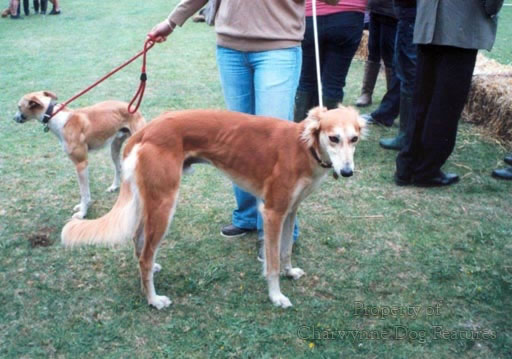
[72,161,91,219]
[280,210,305,280]
[262,206,292,308]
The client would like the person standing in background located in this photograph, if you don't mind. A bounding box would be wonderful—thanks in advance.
[395,0,503,187]
[355,0,397,108]
[294,0,367,122]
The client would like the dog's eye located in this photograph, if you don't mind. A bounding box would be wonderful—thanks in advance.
[351,136,359,143]
[329,136,340,144]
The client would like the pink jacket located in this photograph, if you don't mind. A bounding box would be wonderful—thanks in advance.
[305,0,368,16]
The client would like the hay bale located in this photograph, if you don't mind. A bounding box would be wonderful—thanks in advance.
[463,54,512,144]
[354,29,369,61]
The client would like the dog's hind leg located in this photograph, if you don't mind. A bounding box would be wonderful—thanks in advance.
[107,131,129,193]
[133,222,162,275]
[262,205,292,308]
[280,209,305,280]
[137,149,182,309]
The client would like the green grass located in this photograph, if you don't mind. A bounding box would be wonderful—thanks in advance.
[1,1,511,358]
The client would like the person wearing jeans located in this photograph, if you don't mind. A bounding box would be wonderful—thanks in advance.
[294,0,367,122]
[216,46,302,252]
[362,0,416,131]
[378,0,417,150]
[149,0,341,260]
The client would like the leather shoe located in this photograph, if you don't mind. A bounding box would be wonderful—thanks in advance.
[220,224,254,238]
[413,172,459,187]
[492,167,512,180]
[394,172,412,186]
[504,154,512,166]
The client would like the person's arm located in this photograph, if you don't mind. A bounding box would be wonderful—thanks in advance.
[148,0,209,43]
[482,0,504,17]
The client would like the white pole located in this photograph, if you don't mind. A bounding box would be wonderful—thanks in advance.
[312,0,323,108]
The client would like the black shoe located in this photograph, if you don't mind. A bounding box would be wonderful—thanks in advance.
[492,167,512,180]
[504,154,512,166]
[257,237,264,262]
[394,172,412,186]
[10,14,21,19]
[40,10,45,14]
[413,172,459,188]
[220,224,254,238]
[49,8,60,15]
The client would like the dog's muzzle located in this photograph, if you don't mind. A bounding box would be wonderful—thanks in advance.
[13,112,27,123]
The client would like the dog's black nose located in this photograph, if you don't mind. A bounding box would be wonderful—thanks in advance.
[340,169,353,178]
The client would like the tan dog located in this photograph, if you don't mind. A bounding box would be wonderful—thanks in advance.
[14,91,146,219]
[61,106,365,309]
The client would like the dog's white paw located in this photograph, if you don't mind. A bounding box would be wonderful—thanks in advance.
[152,263,162,273]
[148,295,172,310]
[106,184,119,193]
[270,293,293,308]
[72,210,85,219]
[286,267,305,280]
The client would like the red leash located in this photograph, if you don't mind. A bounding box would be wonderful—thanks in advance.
[50,38,156,119]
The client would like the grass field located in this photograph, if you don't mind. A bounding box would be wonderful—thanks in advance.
[1,1,511,358]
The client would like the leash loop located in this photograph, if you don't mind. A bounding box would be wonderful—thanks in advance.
[49,37,156,121]
[128,38,155,114]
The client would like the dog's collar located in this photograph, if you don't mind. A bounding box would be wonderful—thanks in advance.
[309,147,339,180]
[309,147,332,169]
[41,101,56,132]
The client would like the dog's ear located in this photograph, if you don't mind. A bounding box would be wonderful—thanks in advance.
[28,96,44,110]
[43,91,58,100]
[301,106,325,147]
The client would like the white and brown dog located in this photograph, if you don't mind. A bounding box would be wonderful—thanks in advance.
[14,91,146,219]
[61,106,365,309]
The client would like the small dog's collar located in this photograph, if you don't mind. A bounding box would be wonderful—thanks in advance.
[41,101,56,132]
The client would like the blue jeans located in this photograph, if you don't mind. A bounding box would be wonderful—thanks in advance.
[371,9,417,126]
[216,46,301,240]
[298,11,364,102]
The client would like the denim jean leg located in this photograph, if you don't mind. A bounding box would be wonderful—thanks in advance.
[321,12,364,101]
[216,46,258,230]
[395,17,417,98]
[253,47,302,239]
[371,28,400,125]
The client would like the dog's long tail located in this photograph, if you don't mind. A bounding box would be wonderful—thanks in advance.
[61,144,141,247]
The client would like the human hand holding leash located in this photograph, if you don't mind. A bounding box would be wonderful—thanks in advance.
[148,19,175,43]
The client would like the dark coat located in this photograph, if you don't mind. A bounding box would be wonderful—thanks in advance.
[414,0,502,51]
[368,0,396,19]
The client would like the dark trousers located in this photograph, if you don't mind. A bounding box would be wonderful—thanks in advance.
[298,11,364,102]
[367,13,397,68]
[396,44,478,181]
[372,10,416,125]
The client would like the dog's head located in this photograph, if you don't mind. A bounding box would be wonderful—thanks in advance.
[301,105,366,178]
[14,91,58,123]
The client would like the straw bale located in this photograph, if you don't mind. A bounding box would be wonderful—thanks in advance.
[463,54,512,144]
[355,30,369,61]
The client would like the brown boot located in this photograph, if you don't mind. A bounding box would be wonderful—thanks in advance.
[356,61,380,107]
